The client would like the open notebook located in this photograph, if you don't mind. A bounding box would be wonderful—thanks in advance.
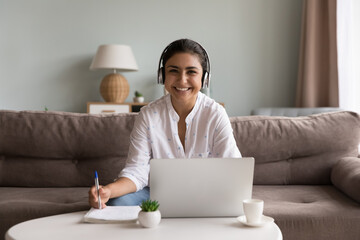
[84,206,141,223]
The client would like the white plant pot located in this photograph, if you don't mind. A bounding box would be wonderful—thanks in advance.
[138,210,161,228]
[133,96,144,103]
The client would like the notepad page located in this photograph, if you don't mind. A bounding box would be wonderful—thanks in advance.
[84,206,141,223]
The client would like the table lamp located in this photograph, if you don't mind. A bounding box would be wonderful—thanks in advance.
[90,44,138,103]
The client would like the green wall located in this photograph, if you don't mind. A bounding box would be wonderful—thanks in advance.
[0,0,303,116]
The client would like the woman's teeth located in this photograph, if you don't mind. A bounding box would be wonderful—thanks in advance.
[176,87,189,91]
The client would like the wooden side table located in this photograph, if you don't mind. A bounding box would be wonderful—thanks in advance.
[87,102,148,114]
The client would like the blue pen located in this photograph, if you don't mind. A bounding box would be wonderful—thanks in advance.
[95,171,102,209]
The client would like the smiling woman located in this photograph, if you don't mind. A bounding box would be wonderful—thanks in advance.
[164,53,203,115]
[88,39,241,208]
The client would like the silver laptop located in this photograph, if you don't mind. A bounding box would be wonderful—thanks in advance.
[150,157,254,218]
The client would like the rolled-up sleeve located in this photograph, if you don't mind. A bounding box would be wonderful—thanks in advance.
[118,111,152,191]
[212,108,242,158]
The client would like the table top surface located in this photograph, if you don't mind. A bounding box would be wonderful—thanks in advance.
[6,211,282,240]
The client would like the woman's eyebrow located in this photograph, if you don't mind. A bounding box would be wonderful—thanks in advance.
[166,65,199,70]
[166,65,179,69]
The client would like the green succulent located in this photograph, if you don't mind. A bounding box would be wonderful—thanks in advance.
[135,91,143,97]
[140,199,160,212]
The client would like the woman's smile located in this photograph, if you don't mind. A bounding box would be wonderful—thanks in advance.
[175,87,190,91]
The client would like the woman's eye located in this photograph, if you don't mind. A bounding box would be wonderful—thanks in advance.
[169,69,178,73]
[188,70,197,75]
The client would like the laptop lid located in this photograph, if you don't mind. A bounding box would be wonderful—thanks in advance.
[150,157,254,218]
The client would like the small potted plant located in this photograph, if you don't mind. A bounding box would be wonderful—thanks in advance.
[133,91,144,103]
[138,199,161,228]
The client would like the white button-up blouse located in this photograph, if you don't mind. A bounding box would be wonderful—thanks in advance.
[118,92,242,191]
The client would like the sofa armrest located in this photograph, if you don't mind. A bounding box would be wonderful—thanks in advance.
[331,157,360,203]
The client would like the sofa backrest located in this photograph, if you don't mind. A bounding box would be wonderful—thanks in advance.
[0,110,137,187]
[1,110,359,187]
[230,111,360,185]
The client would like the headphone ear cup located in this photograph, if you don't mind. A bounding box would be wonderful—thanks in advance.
[158,67,164,85]
[202,71,210,88]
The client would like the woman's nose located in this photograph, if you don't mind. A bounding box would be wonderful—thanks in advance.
[178,71,187,82]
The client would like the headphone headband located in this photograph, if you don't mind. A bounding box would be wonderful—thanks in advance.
[157,40,211,88]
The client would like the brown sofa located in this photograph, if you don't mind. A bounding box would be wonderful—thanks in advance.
[1,110,359,240]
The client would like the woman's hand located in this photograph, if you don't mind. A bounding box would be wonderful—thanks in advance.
[88,185,111,209]
[88,177,137,209]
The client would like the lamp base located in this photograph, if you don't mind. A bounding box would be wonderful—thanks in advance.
[100,73,129,103]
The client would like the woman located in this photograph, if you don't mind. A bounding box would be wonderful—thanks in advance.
[89,39,241,208]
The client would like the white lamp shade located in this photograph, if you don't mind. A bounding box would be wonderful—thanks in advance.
[90,44,139,71]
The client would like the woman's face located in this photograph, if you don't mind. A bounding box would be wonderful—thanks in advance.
[164,52,203,106]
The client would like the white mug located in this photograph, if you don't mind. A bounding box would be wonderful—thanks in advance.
[243,199,264,224]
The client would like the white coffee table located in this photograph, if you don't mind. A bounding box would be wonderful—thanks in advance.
[6,211,282,240]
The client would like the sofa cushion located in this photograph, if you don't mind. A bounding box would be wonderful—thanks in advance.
[253,185,360,240]
[331,157,360,203]
[231,111,360,184]
[0,187,89,240]
[0,111,137,187]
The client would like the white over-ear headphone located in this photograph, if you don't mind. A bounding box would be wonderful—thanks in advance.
[157,40,211,88]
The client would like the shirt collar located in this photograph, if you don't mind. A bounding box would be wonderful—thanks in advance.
[165,92,203,123]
